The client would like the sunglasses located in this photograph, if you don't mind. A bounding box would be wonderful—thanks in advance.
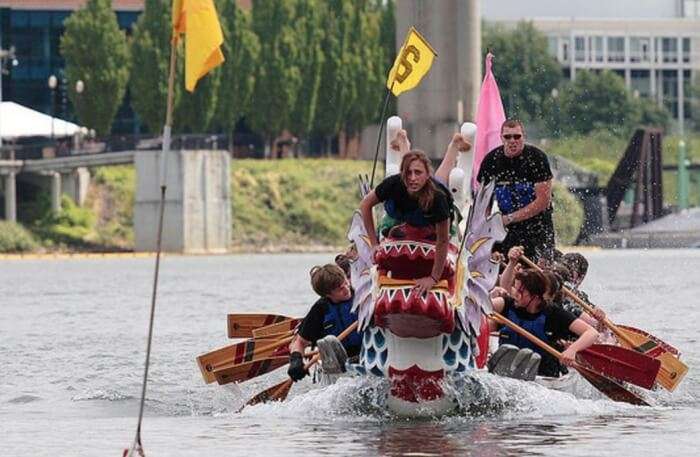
[503,134,522,140]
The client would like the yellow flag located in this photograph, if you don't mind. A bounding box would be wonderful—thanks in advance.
[172,0,225,92]
[386,27,437,96]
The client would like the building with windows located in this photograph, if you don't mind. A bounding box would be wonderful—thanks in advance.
[483,0,700,128]
[0,1,143,133]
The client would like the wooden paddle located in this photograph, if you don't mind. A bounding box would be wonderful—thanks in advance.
[197,333,295,383]
[520,256,688,392]
[227,313,297,338]
[491,312,649,406]
[578,344,660,390]
[243,321,360,409]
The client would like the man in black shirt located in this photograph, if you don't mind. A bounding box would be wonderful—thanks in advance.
[477,119,555,261]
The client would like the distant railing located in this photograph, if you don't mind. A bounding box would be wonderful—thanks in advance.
[0,132,265,161]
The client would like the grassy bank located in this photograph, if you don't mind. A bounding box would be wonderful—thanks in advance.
[1,158,585,253]
[230,159,376,249]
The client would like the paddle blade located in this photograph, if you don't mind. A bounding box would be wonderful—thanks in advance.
[227,313,295,338]
[612,327,688,391]
[575,364,649,406]
[245,379,293,408]
[253,319,301,339]
[617,324,680,356]
[196,335,292,383]
[214,356,290,385]
[578,344,660,390]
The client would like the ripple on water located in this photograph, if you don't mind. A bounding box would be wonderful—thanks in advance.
[7,394,42,404]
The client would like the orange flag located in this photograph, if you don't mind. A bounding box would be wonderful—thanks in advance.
[172,0,225,92]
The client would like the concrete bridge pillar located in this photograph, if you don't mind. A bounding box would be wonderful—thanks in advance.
[395,0,481,159]
[134,150,231,253]
[60,167,90,206]
[51,172,61,213]
[4,171,16,221]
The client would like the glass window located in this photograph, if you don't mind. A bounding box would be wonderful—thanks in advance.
[11,11,29,27]
[590,36,603,62]
[630,37,650,63]
[682,38,690,63]
[631,70,651,97]
[575,36,585,62]
[607,37,624,62]
[547,37,558,59]
[31,11,49,27]
[683,0,700,17]
[662,38,678,63]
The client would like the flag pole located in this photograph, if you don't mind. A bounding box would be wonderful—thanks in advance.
[125,34,178,457]
[369,81,395,188]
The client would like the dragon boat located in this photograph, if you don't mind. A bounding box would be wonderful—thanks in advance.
[335,118,508,416]
[197,116,688,414]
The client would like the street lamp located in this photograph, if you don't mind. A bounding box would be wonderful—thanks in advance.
[75,79,84,123]
[48,74,58,140]
[551,88,560,138]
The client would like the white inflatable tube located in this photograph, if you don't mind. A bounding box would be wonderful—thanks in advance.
[385,116,402,178]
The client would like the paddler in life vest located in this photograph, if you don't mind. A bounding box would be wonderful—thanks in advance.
[489,268,599,378]
[359,130,470,296]
[287,264,362,382]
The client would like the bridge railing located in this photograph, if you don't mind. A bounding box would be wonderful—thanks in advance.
[0,132,265,160]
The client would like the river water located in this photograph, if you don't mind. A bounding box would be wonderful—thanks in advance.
[1,250,698,456]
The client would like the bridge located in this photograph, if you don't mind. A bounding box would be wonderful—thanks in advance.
[0,146,231,253]
[0,149,137,221]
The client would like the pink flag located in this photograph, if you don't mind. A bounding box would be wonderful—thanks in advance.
[472,53,506,191]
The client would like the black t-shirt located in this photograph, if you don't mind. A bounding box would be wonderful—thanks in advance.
[501,297,577,376]
[477,144,554,229]
[375,174,451,225]
[297,297,360,357]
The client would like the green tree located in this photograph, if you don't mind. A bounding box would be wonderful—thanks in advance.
[344,1,384,137]
[632,97,672,131]
[559,70,638,135]
[129,0,179,134]
[214,0,260,143]
[313,0,355,152]
[288,0,325,141]
[689,73,700,132]
[173,61,221,133]
[249,0,302,157]
[60,0,130,135]
[482,21,561,121]
[377,0,397,120]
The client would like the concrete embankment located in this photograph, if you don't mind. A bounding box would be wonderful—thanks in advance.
[591,208,700,248]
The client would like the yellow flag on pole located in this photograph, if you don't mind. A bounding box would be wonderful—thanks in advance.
[386,27,437,96]
[172,0,225,92]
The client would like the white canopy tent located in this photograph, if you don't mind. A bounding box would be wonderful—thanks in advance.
[0,101,84,140]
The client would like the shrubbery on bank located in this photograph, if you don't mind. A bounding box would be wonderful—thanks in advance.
[0,221,39,252]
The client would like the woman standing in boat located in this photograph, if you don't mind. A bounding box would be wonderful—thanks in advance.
[359,130,469,295]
